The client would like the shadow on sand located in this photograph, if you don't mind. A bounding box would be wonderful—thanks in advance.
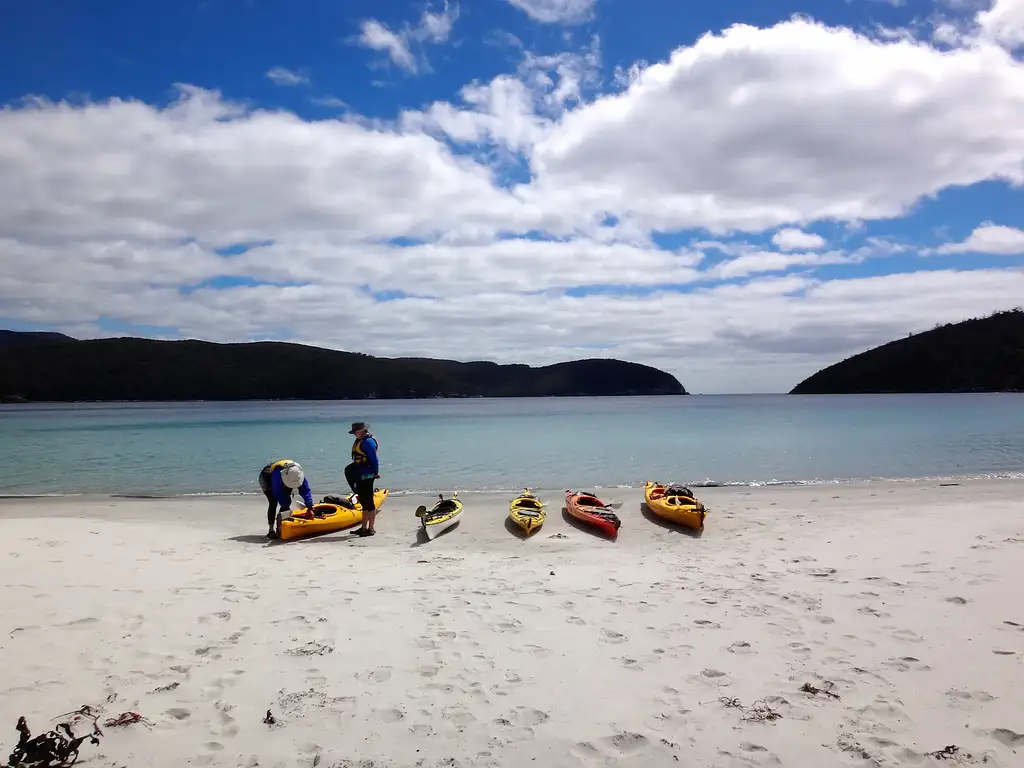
[409,519,461,548]
[560,507,617,541]
[504,516,530,540]
[227,533,280,546]
[228,523,370,546]
[639,502,704,538]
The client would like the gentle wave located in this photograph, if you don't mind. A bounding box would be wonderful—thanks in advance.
[4,471,1020,501]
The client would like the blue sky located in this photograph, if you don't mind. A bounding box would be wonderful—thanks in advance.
[1,0,1023,392]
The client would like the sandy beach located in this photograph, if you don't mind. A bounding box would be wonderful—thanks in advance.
[1,480,1022,767]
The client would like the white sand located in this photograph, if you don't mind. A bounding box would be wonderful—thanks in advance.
[1,480,1022,767]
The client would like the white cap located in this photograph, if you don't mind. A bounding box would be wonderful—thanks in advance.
[280,462,305,489]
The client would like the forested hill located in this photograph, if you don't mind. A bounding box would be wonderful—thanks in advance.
[790,308,1024,394]
[0,332,687,401]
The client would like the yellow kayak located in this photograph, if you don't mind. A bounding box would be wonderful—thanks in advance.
[509,489,545,536]
[643,481,706,531]
[415,492,464,540]
[278,488,389,541]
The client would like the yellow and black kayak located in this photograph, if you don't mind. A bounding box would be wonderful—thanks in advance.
[278,488,389,541]
[643,481,706,531]
[509,489,545,536]
[415,492,463,540]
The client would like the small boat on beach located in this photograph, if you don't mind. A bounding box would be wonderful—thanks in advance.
[415,492,464,540]
[509,489,545,536]
[278,488,390,541]
[565,489,621,539]
[643,481,706,531]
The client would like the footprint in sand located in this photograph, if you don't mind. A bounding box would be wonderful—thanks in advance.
[519,644,552,658]
[166,708,191,720]
[857,606,889,618]
[947,689,997,705]
[600,629,628,644]
[442,706,477,727]
[991,729,1024,747]
[944,596,970,605]
[375,708,404,724]
[369,667,392,683]
[891,628,924,643]
[566,616,586,625]
[198,611,232,623]
[883,656,931,672]
[493,618,524,633]
[600,732,652,757]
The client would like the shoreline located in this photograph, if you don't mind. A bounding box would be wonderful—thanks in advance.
[3,470,1024,501]
[2,479,1022,766]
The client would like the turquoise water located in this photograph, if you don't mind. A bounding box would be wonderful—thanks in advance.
[2,395,1024,497]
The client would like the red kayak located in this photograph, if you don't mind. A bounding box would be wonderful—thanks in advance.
[565,490,621,539]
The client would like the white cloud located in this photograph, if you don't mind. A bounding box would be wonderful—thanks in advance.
[977,0,1024,48]
[3,8,1024,393]
[705,249,849,280]
[357,2,459,73]
[265,67,309,86]
[524,17,1024,235]
[403,35,601,154]
[503,0,596,24]
[772,228,827,251]
[310,96,348,109]
[936,223,1024,254]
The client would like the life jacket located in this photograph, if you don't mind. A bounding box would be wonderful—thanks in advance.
[351,434,378,466]
[269,459,298,474]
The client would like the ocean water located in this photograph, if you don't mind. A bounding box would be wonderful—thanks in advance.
[2,394,1024,497]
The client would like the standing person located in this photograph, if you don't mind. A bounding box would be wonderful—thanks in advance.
[344,422,380,536]
[258,459,315,539]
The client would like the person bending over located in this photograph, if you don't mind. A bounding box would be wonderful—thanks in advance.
[258,459,314,539]
[344,422,380,536]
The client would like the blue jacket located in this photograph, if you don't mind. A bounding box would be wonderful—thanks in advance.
[270,466,314,510]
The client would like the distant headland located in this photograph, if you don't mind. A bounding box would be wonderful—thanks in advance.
[0,331,688,402]
[790,308,1024,395]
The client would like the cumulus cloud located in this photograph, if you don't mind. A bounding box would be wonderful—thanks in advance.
[772,229,827,251]
[936,224,1024,254]
[2,4,1024,392]
[977,0,1024,48]
[357,1,459,73]
[265,67,309,86]
[503,0,596,24]
[402,35,602,155]
[525,17,1024,234]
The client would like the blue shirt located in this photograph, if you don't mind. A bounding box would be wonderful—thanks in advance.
[270,466,313,510]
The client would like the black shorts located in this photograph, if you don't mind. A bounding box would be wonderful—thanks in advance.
[354,476,376,512]
[258,465,273,498]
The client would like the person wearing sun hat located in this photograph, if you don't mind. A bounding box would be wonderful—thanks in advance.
[344,421,380,536]
[257,459,315,539]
